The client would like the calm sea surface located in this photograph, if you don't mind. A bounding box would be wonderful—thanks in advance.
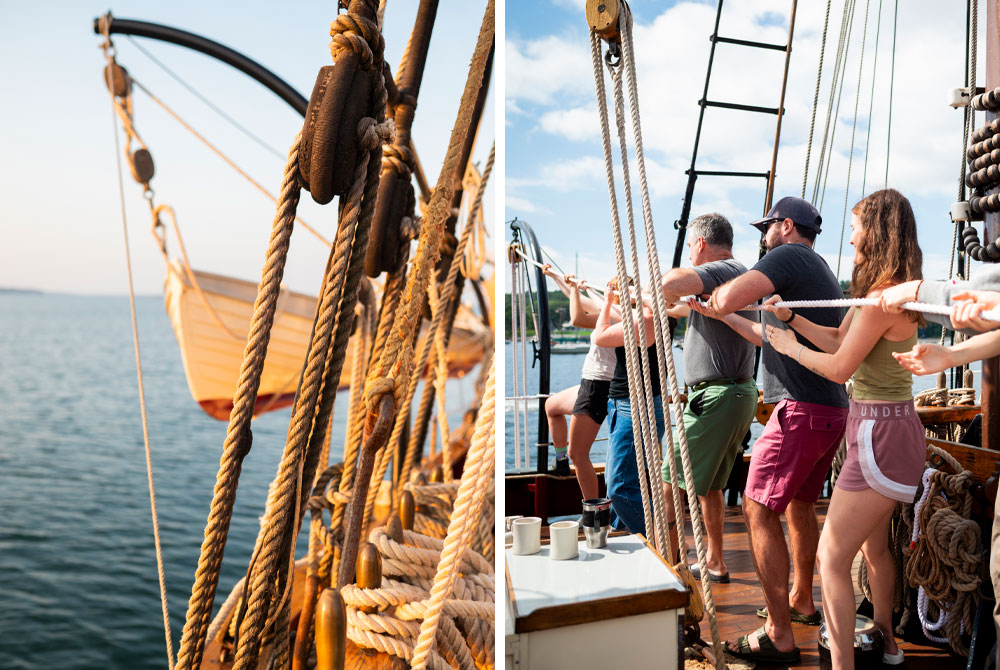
[0,293,477,669]
[504,339,982,473]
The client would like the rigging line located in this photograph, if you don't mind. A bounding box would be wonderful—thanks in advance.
[812,0,855,204]
[124,36,287,161]
[859,0,884,196]
[803,0,834,198]
[884,0,898,186]
[129,77,333,248]
[819,0,859,212]
[103,54,176,670]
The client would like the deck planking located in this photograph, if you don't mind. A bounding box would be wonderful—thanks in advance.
[692,500,967,670]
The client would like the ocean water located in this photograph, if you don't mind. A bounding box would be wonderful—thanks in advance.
[504,339,983,473]
[0,293,477,669]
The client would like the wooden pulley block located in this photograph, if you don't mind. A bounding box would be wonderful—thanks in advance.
[128,148,155,185]
[364,173,414,277]
[674,562,705,626]
[586,0,621,41]
[298,55,374,205]
[103,62,131,97]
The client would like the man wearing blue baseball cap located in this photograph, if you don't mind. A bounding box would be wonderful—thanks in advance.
[692,196,849,663]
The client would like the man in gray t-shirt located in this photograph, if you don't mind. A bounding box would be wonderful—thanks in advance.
[658,213,757,579]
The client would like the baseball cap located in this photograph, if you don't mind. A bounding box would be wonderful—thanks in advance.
[750,196,822,234]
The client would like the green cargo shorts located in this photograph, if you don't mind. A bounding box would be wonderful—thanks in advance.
[661,379,757,496]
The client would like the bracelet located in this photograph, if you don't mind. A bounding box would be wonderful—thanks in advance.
[781,311,796,324]
[796,345,805,364]
[913,279,924,303]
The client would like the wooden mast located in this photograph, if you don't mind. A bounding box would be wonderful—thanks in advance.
[983,0,1000,449]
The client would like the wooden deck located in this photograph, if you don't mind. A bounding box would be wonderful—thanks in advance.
[697,500,966,670]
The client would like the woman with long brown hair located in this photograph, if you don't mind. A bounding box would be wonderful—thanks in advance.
[762,188,923,669]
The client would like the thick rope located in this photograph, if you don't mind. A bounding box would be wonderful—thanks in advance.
[589,31,659,549]
[410,362,495,670]
[362,4,494,511]
[173,131,303,670]
[617,9,675,561]
[428,277,453,480]
[619,8,724,662]
[233,117,392,670]
[102,38,175,670]
[590,19,725,670]
[363,0,493,418]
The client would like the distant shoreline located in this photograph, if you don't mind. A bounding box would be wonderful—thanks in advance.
[0,287,42,294]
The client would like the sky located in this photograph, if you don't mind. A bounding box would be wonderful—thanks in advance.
[505,0,983,293]
[0,1,495,296]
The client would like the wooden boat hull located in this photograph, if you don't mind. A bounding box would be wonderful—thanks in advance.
[164,261,490,420]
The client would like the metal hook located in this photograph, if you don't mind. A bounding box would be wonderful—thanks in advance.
[604,40,622,68]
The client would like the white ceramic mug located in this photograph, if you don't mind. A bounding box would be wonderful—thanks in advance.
[549,520,580,560]
[512,517,541,555]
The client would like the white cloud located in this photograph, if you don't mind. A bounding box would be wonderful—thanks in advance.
[506,35,594,107]
[538,106,598,141]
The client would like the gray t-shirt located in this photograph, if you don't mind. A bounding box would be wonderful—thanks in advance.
[754,243,849,408]
[685,259,756,386]
[917,264,1000,335]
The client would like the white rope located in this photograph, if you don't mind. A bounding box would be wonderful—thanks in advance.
[619,7,724,662]
[591,10,723,666]
[688,297,1000,323]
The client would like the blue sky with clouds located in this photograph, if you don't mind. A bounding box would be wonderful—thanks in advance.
[1,1,494,295]
[505,0,982,292]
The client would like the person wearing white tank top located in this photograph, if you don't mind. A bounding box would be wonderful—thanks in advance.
[541,265,618,498]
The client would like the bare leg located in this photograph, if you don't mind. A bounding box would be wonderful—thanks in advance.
[818,487,898,670]
[729,497,796,653]
[860,504,901,656]
[544,386,579,451]
[568,413,602,499]
[701,490,727,574]
[786,498,820,615]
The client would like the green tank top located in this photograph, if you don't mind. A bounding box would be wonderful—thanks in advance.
[852,313,917,401]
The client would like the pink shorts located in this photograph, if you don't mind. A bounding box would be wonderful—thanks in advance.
[745,399,848,513]
[835,400,925,502]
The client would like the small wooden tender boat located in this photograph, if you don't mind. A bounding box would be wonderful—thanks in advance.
[164,260,490,420]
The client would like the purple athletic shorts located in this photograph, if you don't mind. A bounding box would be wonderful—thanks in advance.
[745,399,848,513]
[835,400,925,502]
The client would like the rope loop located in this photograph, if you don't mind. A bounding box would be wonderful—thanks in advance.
[329,12,385,73]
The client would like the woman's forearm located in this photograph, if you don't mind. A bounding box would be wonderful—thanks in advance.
[786,313,842,354]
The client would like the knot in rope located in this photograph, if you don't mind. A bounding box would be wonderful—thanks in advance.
[329,11,385,73]
[381,143,414,174]
[358,117,395,151]
[363,377,397,414]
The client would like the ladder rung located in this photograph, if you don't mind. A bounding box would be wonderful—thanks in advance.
[714,35,788,52]
[701,100,782,115]
[687,169,770,179]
